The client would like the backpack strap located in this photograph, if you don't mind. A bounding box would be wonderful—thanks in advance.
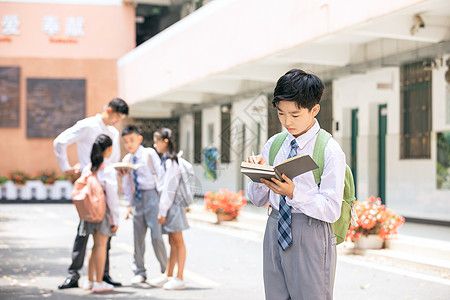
[145,149,159,187]
[312,129,332,184]
[269,132,288,166]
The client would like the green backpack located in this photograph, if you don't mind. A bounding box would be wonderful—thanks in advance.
[269,129,357,245]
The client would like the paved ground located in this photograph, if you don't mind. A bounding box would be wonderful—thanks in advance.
[1,203,449,300]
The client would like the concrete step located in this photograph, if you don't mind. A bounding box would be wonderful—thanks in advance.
[386,235,450,261]
[338,236,450,279]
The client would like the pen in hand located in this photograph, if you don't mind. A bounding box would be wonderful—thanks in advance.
[251,151,257,164]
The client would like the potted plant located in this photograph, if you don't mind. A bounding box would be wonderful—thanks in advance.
[8,170,29,200]
[204,189,247,223]
[346,196,405,249]
[31,170,59,200]
[8,170,29,199]
[35,170,58,185]
[8,170,28,185]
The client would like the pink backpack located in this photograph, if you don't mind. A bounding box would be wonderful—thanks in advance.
[71,165,106,223]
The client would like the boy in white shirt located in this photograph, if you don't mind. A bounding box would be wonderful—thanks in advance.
[54,98,128,289]
[246,69,346,300]
[121,125,167,284]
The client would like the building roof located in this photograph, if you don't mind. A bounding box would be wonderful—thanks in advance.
[118,0,450,118]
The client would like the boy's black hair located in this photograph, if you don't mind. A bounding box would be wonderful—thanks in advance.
[121,124,141,136]
[272,69,324,111]
[108,97,129,115]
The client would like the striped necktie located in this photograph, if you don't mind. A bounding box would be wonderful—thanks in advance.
[278,139,299,251]
[160,155,167,171]
[133,156,141,202]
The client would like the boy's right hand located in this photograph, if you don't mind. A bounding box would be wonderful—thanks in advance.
[246,155,268,165]
[125,206,132,220]
[117,168,130,177]
[65,163,81,176]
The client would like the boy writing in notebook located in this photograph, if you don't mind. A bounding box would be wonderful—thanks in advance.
[121,125,168,284]
[246,69,346,300]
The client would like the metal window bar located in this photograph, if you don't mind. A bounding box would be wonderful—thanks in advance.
[400,61,432,159]
[316,81,333,134]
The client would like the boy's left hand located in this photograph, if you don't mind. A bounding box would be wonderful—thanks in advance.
[110,225,118,233]
[261,174,294,199]
[158,216,166,225]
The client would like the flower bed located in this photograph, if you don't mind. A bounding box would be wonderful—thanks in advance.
[1,170,73,201]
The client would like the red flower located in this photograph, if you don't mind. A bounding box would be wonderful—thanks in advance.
[346,196,405,242]
[8,170,29,185]
[204,189,247,217]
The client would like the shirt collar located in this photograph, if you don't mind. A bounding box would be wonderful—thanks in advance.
[288,119,320,149]
[133,145,144,158]
[95,114,107,130]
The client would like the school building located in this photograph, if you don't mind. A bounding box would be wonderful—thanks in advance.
[118,0,450,224]
[0,0,135,178]
[0,0,201,177]
[1,0,449,223]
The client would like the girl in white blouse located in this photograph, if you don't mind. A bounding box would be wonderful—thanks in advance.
[79,134,120,293]
[149,128,189,290]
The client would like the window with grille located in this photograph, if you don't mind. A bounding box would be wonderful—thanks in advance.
[316,81,333,134]
[194,111,202,164]
[400,61,432,159]
[132,118,179,149]
[220,104,231,163]
[268,94,281,138]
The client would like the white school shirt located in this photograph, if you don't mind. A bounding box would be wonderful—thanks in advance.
[122,145,163,206]
[81,164,120,226]
[53,114,120,172]
[247,120,346,223]
[158,157,181,218]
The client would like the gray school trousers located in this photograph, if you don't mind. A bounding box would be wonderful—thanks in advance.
[263,209,337,300]
[132,189,168,277]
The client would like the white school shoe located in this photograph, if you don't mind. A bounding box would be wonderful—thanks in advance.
[92,281,114,293]
[163,277,186,290]
[82,280,94,290]
[149,274,169,288]
[131,274,146,284]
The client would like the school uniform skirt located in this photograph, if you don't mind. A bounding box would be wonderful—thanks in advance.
[78,207,115,237]
[162,198,189,234]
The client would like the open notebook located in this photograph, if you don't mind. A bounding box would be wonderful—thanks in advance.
[241,154,318,182]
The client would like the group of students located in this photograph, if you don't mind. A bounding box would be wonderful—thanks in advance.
[53,68,346,299]
[53,98,188,292]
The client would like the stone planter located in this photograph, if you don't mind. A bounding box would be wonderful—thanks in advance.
[0,180,73,201]
[44,184,53,200]
[0,183,7,200]
[354,234,384,250]
[216,212,236,223]
[51,180,73,200]
[15,183,27,200]
[4,181,17,200]
[25,180,45,200]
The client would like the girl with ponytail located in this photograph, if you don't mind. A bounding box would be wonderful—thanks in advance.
[80,134,120,293]
[149,128,189,290]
